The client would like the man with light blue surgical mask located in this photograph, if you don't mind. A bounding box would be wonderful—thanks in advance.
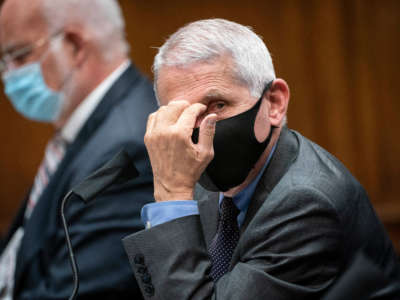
[0,0,157,299]
[1,31,70,122]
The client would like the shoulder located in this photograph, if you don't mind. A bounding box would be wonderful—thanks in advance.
[68,69,157,186]
[102,67,157,138]
[253,129,372,234]
[281,130,367,209]
[256,130,383,246]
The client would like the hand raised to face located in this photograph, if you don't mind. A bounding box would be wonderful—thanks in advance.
[144,100,217,202]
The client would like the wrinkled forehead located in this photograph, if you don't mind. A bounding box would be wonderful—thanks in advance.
[156,56,244,104]
[156,60,250,110]
[0,0,48,52]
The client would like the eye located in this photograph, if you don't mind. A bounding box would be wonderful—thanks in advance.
[14,51,31,65]
[208,101,225,113]
[215,102,225,109]
[13,53,28,65]
[11,47,33,66]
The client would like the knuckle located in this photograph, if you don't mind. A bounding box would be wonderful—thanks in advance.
[187,103,206,114]
[198,147,214,162]
[170,126,186,140]
[168,126,178,136]
[193,102,207,110]
[144,133,152,144]
[146,115,154,125]
[205,149,214,161]
[170,100,190,108]
[158,105,168,112]
[144,130,161,143]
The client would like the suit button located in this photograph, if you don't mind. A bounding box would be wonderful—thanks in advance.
[134,254,145,265]
[144,285,154,296]
[142,273,152,284]
[137,266,147,274]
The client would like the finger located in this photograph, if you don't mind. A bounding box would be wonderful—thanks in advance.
[146,112,156,135]
[198,113,217,151]
[155,100,191,126]
[176,103,207,132]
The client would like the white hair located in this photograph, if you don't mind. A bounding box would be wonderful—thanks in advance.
[153,18,276,99]
[40,0,130,61]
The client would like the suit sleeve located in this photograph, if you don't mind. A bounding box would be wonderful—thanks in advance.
[123,187,343,300]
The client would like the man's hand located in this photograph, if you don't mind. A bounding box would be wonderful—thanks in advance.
[144,100,217,202]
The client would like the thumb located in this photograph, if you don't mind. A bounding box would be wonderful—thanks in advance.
[198,113,217,150]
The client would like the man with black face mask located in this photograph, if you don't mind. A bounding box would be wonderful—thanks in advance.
[123,19,400,299]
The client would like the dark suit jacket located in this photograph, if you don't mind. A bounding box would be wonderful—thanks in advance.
[123,127,400,299]
[1,65,158,300]
[322,251,392,300]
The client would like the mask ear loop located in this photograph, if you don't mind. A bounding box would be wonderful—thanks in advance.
[260,79,279,130]
[247,79,275,119]
[250,80,278,147]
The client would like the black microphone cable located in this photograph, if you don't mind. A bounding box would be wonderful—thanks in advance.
[60,149,139,300]
[61,190,80,300]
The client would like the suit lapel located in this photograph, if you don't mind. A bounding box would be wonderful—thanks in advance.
[196,127,300,268]
[13,65,142,291]
[230,127,300,266]
[195,185,220,248]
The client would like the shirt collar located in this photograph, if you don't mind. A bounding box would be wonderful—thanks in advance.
[61,60,131,143]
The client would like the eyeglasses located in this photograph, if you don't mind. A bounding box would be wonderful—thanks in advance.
[0,31,63,73]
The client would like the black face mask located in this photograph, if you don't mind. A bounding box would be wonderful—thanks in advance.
[192,81,275,192]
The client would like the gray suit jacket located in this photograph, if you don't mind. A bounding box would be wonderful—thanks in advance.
[123,127,400,299]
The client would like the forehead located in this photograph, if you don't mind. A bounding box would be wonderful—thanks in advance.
[0,0,48,52]
[156,56,245,105]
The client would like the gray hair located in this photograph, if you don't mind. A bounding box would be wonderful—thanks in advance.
[40,0,129,61]
[153,18,276,99]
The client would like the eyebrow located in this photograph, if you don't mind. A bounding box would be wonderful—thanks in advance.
[203,90,226,102]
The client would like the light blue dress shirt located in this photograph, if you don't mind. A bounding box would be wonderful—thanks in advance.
[141,145,276,228]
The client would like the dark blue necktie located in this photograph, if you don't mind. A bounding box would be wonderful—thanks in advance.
[208,197,240,282]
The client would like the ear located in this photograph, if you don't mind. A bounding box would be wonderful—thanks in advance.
[265,78,290,127]
[62,26,87,67]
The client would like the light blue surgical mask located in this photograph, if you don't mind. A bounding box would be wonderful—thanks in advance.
[2,62,64,122]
